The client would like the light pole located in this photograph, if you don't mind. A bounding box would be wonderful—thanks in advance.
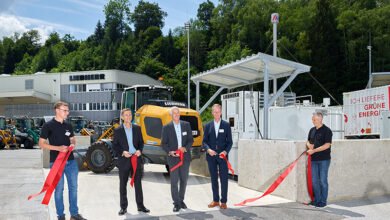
[185,22,190,108]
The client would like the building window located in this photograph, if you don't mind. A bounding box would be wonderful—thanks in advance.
[69,73,105,81]
[25,79,33,90]
[86,102,114,111]
[69,84,87,93]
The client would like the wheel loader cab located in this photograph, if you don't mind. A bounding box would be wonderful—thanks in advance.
[121,85,174,113]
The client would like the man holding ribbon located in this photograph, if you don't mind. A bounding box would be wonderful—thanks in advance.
[203,103,233,209]
[161,106,194,212]
[38,101,86,220]
[306,111,333,208]
[113,108,150,215]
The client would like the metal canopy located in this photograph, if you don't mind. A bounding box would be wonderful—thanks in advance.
[191,52,311,139]
[191,52,310,89]
[368,72,390,88]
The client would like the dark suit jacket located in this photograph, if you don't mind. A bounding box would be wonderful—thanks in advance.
[202,120,233,154]
[161,120,194,162]
[113,124,144,158]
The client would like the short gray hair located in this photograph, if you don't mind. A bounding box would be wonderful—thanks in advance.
[211,103,221,112]
[170,106,180,115]
[313,111,323,118]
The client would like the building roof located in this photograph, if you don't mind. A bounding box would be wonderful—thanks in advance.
[369,72,390,88]
[0,69,162,105]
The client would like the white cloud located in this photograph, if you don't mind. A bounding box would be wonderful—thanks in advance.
[66,0,102,10]
[0,14,29,38]
[0,14,89,43]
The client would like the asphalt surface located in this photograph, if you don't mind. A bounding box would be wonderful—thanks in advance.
[1,148,389,220]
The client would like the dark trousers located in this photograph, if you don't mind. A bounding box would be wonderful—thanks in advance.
[118,156,144,209]
[168,156,190,205]
[207,154,228,203]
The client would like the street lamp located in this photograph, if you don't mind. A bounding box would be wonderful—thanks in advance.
[185,22,190,108]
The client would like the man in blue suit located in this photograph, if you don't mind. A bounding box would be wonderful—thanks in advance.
[202,104,233,209]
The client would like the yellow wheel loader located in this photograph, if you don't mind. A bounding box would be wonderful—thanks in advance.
[86,85,203,173]
[0,116,19,149]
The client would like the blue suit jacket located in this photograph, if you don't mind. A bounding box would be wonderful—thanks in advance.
[202,120,233,154]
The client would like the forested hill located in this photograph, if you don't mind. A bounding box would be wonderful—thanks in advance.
[0,0,389,105]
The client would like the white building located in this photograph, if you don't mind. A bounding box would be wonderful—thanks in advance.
[0,69,161,121]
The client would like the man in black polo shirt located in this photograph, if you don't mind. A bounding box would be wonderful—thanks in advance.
[306,112,332,208]
[39,101,86,220]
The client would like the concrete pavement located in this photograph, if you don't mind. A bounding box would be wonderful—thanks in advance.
[1,148,390,220]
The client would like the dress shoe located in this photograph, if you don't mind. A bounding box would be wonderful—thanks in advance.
[220,203,227,209]
[58,215,65,220]
[118,209,127,216]
[208,201,220,208]
[137,207,150,213]
[181,202,187,209]
[173,204,181,212]
[70,214,87,220]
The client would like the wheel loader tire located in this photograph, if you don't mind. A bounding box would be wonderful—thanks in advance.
[14,136,22,149]
[0,140,5,150]
[24,137,34,149]
[86,141,115,173]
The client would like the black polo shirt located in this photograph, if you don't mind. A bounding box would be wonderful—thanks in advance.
[307,124,332,161]
[40,118,75,162]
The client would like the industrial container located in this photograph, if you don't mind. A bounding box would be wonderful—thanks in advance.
[221,91,296,175]
[343,85,390,138]
[268,105,344,140]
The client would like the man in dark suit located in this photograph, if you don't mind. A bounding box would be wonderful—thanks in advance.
[203,104,233,209]
[161,106,194,212]
[113,108,150,216]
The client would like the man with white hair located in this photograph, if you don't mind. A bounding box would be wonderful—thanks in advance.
[306,112,333,208]
[161,106,194,212]
[202,103,232,209]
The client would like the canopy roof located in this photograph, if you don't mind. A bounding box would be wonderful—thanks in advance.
[191,52,311,89]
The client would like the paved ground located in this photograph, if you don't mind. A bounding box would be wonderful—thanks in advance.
[1,148,390,220]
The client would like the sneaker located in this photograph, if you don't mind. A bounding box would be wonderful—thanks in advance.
[58,215,65,220]
[70,214,87,220]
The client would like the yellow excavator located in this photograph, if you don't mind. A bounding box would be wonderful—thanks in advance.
[85,85,203,173]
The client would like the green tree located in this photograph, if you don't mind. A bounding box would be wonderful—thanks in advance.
[103,0,132,43]
[197,0,215,31]
[135,56,170,79]
[307,0,344,102]
[131,0,167,36]
[14,54,33,74]
[4,46,15,74]
[45,32,61,47]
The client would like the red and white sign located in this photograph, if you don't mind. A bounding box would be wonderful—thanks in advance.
[343,85,390,136]
[271,13,279,23]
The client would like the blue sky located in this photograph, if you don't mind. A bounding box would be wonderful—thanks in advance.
[0,0,218,43]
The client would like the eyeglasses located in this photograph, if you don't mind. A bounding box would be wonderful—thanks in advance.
[57,108,70,113]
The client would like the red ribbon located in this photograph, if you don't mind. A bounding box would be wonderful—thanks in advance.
[28,146,74,205]
[170,150,184,172]
[235,151,313,206]
[306,154,314,202]
[130,155,138,187]
[220,154,234,176]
